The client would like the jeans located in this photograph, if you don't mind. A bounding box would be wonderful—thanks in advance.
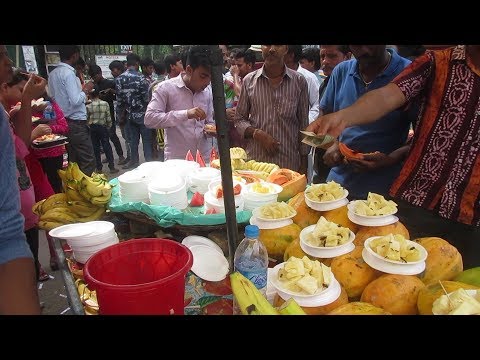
[90,124,115,169]
[108,121,124,158]
[120,123,131,160]
[65,119,96,176]
[126,120,153,163]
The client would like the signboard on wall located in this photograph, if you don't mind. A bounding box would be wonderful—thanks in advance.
[119,45,133,53]
[95,54,127,79]
[22,45,38,74]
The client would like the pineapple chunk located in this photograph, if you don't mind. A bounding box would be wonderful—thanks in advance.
[295,275,318,295]
[385,239,401,261]
[321,263,332,287]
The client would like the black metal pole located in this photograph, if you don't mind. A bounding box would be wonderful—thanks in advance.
[207,45,238,269]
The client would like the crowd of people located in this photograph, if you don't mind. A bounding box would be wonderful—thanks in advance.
[1,44,479,314]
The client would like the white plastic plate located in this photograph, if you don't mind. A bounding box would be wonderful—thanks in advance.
[190,245,229,282]
[181,235,224,255]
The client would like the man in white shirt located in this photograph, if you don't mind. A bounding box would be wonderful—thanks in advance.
[48,45,95,176]
[285,45,320,122]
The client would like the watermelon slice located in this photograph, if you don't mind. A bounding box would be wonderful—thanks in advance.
[189,192,204,207]
[196,149,206,167]
[210,147,219,162]
[185,150,194,161]
[205,208,217,215]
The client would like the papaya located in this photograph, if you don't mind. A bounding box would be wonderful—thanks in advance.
[338,142,380,161]
[320,205,359,233]
[328,301,391,315]
[273,286,348,315]
[416,280,480,315]
[453,267,480,287]
[360,274,425,315]
[330,246,381,299]
[415,237,463,285]
[353,221,410,246]
[258,223,302,262]
[267,169,307,202]
[287,192,322,229]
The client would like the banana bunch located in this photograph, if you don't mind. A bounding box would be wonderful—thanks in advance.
[58,162,113,206]
[33,192,106,231]
[230,272,305,315]
[76,278,99,315]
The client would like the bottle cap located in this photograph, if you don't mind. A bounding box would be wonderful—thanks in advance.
[245,225,259,238]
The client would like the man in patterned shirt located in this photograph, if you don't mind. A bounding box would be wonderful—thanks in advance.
[86,89,119,174]
[307,45,480,268]
[116,53,152,169]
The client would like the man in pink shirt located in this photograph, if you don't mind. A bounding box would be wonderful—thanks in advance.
[145,45,215,161]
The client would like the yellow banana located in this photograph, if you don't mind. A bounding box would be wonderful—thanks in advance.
[58,169,67,183]
[40,209,78,223]
[77,207,105,222]
[41,193,68,213]
[80,177,104,197]
[65,185,86,202]
[68,200,101,217]
[90,195,110,206]
[32,199,45,216]
[230,272,278,315]
[71,162,92,182]
[38,220,64,231]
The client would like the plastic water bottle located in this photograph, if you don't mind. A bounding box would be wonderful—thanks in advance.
[233,225,269,314]
[43,101,56,120]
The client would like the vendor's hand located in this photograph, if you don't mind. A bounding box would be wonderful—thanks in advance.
[306,112,346,139]
[187,107,207,120]
[347,152,393,173]
[254,129,280,157]
[226,107,236,121]
[32,124,52,139]
[323,142,344,167]
[22,74,47,101]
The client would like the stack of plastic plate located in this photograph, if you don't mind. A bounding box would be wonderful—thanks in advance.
[362,236,428,275]
[49,221,119,264]
[304,188,349,211]
[162,159,200,181]
[347,201,399,227]
[269,262,342,307]
[137,161,167,179]
[118,170,150,204]
[299,225,355,258]
[148,174,188,210]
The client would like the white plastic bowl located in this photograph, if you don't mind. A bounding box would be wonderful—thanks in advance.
[65,221,116,247]
[49,223,96,240]
[137,161,167,178]
[243,182,283,200]
[69,235,119,253]
[207,178,244,197]
[304,189,349,211]
[162,159,200,180]
[299,225,356,258]
[188,167,221,194]
[204,190,244,213]
[364,236,428,265]
[347,200,398,219]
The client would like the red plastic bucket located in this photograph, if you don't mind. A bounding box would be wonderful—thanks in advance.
[83,238,193,315]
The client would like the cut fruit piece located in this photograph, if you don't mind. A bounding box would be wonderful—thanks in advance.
[185,150,194,161]
[196,150,206,167]
[190,192,204,207]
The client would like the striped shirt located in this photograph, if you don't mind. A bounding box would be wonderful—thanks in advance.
[86,99,112,127]
[391,45,480,226]
[234,65,309,171]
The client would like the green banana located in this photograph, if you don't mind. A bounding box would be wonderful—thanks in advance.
[230,272,278,315]
[71,162,92,182]
[277,298,306,315]
[81,177,104,197]
[65,185,87,202]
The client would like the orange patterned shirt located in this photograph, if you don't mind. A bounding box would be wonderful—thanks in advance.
[391,45,480,226]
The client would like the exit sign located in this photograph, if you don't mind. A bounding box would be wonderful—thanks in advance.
[119,45,133,53]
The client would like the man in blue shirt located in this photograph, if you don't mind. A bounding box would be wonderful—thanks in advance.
[319,45,416,199]
[0,45,41,314]
[48,45,96,176]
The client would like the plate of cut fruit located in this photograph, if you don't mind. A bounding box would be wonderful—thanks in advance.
[32,134,68,149]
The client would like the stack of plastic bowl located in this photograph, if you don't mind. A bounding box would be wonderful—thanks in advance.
[137,161,167,179]
[162,159,200,182]
[148,174,188,210]
[242,182,283,211]
[118,170,150,204]
[204,179,244,213]
[187,167,221,194]
[49,221,119,264]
